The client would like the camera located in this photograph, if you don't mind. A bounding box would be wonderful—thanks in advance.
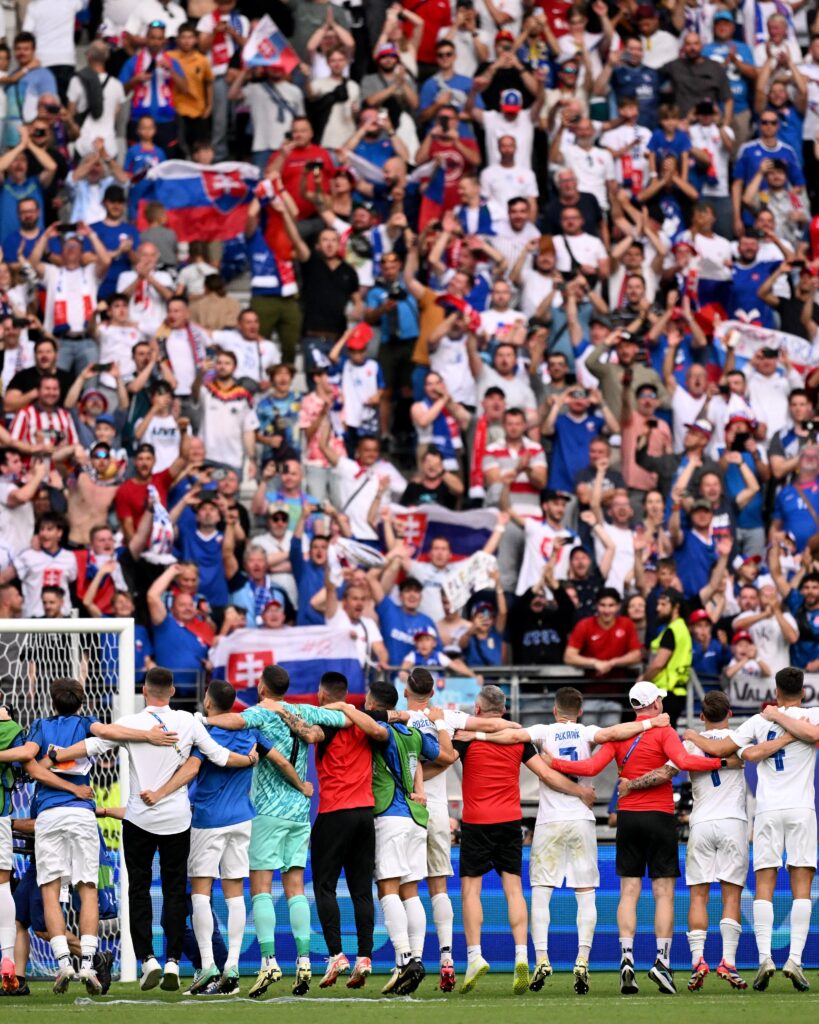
[44,103,61,115]
[92,362,112,372]
[731,433,749,452]
[348,233,373,258]
[11,317,29,328]
[386,280,407,301]
[806,420,818,435]
[57,223,78,234]
[439,115,450,132]
[306,160,324,172]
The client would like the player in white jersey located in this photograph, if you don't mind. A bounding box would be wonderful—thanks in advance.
[402,667,508,991]
[685,666,817,993]
[475,686,671,995]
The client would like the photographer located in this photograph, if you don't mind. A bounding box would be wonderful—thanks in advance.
[365,252,419,444]
[718,416,768,558]
[585,327,669,421]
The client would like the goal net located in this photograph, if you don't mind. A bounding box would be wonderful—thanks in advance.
[1,618,137,982]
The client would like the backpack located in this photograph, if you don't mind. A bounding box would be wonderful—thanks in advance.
[77,67,106,123]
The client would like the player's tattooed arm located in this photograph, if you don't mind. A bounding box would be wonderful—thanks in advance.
[619,764,677,796]
[266,746,313,796]
[275,706,325,744]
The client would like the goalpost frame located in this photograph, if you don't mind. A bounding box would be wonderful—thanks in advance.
[0,617,138,982]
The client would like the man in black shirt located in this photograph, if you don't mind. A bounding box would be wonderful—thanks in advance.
[4,335,73,413]
[541,169,603,238]
[508,583,575,665]
[400,448,461,509]
[281,199,361,372]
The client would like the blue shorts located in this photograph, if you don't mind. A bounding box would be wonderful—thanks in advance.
[14,862,46,932]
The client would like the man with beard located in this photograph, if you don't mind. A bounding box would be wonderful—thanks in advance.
[641,587,692,727]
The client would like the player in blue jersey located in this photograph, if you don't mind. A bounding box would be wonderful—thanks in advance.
[140,679,314,996]
[0,677,179,994]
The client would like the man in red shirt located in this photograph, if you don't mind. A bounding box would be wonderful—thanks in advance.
[266,118,334,221]
[548,681,723,997]
[403,0,452,75]
[453,684,595,995]
[114,440,189,541]
[563,588,643,726]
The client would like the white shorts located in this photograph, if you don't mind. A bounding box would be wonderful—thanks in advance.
[530,819,599,889]
[35,807,99,887]
[0,816,11,871]
[686,818,749,887]
[374,815,427,884]
[753,808,818,871]
[188,820,252,879]
[426,805,453,878]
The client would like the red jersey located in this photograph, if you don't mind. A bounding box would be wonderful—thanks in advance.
[269,145,333,220]
[113,467,173,527]
[315,724,375,814]
[403,0,451,64]
[551,718,721,814]
[567,614,641,660]
[455,739,537,824]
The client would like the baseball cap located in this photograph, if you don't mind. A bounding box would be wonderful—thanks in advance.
[473,601,496,616]
[267,501,289,516]
[691,498,713,513]
[629,680,667,709]
[713,9,735,20]
[541,487,572,503]
[375,43,399,60]
[103,184,126,203]
[759,346,779,358]
[79,389,107,409]
[732,630,752,644]
[728,411,756,426]
[500,88,523,113]
[590,312,612,328]
[635,3,657,16]
[684,418,713,436]
[262,589,288,613]
[689,608,711,625]
[495,30,515,42]
[96,413,116,426]
[135,442,156,455]
[636,383,658,397]
[332,165,356,181]
[345,322,373,352]
[413,626,438,640]
[672,240,697,254]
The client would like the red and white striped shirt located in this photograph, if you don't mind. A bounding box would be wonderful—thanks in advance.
[10,404,79,459]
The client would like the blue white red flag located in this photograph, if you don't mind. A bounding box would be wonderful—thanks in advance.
[242,15,299,72]
[142,160,259,241]
[210,624,365,705]
[390,503,498,561]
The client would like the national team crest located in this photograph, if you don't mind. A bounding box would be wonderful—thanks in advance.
[393,510,429,553]
[227,649,274,688]
[202,169,248,213]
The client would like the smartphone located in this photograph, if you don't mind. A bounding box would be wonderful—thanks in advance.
[91,362,112,372]
[11,317,29,328]
[57,223,78,234]
[731,434,748,453]
[564,372,577,386]
[646,417,659,428]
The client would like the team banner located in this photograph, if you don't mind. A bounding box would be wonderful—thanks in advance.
[390,503,498,560]
[728,671,819,711]
[210,624,365,701]
[242,15,300,72]
[142,160,259,241]
[714,320,815,374]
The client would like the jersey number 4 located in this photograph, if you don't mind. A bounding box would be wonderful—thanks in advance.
[766,730,786,772]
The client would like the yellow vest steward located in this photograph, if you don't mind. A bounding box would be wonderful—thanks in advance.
[650,616,692,696]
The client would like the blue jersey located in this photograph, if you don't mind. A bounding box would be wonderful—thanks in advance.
[692,636,730,682]
[734,139,804,188]
[176,509,228,606]
[152,616,209,683]
[729,261,778,328]
[376,724,439,818]
[190,725,269,829]
[787,589,819,668]
[289,536,326,626]
[377,598,438,666]
[676,530,717,598]
[26,715,98,814]
[702,42,755,113]
[647,127,691,165]
[549,412,605,492]
[774,481,819,552]
[90,220,141,299]
[725,451,764,529]
[611,64,661,128]
[354,137,397,170]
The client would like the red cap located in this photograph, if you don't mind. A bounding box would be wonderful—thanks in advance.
[688,609,710,625]
[345,322,373,351]
[732,630,752,644]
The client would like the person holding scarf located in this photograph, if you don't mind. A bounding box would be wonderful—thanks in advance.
[120,21,188,152]
[155,296,210,425]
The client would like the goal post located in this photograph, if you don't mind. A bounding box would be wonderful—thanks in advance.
[1,617,138,983]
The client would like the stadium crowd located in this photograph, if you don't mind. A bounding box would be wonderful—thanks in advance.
[1,0,819,1007]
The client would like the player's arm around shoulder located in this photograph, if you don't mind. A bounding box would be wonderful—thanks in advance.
[618,762,678,797]
[760,704,819,744]
[324,701,389,742]
[593,713,670,745]
[524,750,596,807]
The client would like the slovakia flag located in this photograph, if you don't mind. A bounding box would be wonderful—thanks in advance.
[142,160,259,241]
[242,15,300,73]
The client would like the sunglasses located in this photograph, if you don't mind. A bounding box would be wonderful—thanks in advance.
[268,513,289,522]
[760,118,778,125]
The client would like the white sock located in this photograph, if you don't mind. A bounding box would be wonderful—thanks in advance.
[80,934,97,969]
[191,893,215,969]
[380,893,410,964]
[720,918,741,966]
[0,882,15,959]
[514,944,528,965]
[656,937,672,968]
[687,929,706,967]
[620,936,634,963]
[531,885,552,957]
[575,890,596,959]
[789,899,812,966]
[431,893,454,961]
[466,944,482,964]
[225,896,246,970]
[753,900,774,962]
[50,934,71,965]
[402,896,426,960]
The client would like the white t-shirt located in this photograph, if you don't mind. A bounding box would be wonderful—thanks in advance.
[67,71,126,159]
[97,323,144,386]
[738,609,797,677]
[600,124,652,193]
[117,269,175,336]
[124,0,187,38]
[211,330,280,384]
[483,109,534,168]
[688,122,734,198]
[473,0,522,36]
[406,706,468,807]
[86,705,231,834]
[731,706,819,813]
[310,76,361,151]
[164,328,199,397]
[327,607,383,668]
[475,363,537,409]
[244,81,305,152]
[681,729,747,825]
[553,232,607,274]
[479,163,538,209]
[13,546,78,616]
[24,0,86,66]
[639,29,680,69]
[0,479,34,557]
[670,385,707,453]
[560,144,616,211]
[41,264,99,334]
[335,457,379,540]
[517,519,573,595]
[595,523,634,594]
[519,266,564,321]
[437,26,491,78]
[528,721,599,823]
[199,385,259,470]
[136,413,180,472]
[429,333,476,407]
[0,337,35,393]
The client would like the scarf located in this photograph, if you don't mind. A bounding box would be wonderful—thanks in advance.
[132,48,174,113]
[157,321,207,369]
[469,413,489,498]
[53,266,94,330]
[456,202,494,237]
[211,11,244,66]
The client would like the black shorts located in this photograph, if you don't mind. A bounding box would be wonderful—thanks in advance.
[459,820,522,878]
[616,810,681,879]
[379,339,415,393]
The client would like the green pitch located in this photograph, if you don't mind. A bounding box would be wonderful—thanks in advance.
[5,972,819,1024]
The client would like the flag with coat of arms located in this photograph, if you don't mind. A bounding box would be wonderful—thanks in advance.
[141,160,259,241]
[242,15,300,72]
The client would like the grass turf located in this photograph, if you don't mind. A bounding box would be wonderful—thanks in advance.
[4,970,819,1023]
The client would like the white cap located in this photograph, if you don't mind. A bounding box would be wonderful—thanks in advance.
[628,680,667,709]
